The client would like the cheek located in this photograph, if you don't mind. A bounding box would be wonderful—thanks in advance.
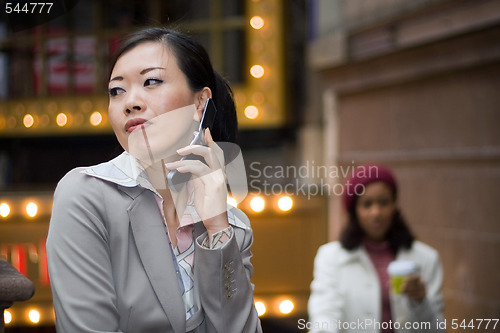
[356,208,370,224]
[382,205,397,223]
[108,103,122,128]
[107,104,128,148]
[150,90,195,116]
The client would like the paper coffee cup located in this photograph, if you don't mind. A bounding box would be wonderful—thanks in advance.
[387,260,419,294]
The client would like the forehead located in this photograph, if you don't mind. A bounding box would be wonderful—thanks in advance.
[360,181,394,198]
[111,42,175,74]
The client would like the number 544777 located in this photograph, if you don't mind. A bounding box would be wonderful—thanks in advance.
[451,319,498,330]
[5,2,53,14]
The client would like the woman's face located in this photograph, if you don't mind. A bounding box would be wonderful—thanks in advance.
[355,181,397,242]
[108,42,201,152]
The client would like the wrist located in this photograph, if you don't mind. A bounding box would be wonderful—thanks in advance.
[204,213,230,236]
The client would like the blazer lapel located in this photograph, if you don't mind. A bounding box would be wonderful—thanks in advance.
[127,189,186,333]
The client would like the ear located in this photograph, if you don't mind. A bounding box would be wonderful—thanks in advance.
[194,87,212,121]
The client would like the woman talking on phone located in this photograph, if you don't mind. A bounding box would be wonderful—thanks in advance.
[46,27,262,333]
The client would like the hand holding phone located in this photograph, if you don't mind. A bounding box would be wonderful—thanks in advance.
[167,98,217,192]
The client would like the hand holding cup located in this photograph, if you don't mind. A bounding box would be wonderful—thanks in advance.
[387,260,425,302]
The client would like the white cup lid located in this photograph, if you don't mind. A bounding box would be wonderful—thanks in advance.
[387,260,418,275]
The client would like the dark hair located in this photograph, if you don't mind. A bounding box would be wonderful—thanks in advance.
[340,195,415,254]
[109,27,238,143]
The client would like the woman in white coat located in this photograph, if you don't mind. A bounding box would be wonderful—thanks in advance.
[308,165,445,333]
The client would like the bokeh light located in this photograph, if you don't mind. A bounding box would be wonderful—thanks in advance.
[255,301,266,316]
[250,196,265,213]
[250,65,265,79]
[250,16,265,30]
[0,203,10,218]
[90,111,103,126]
[26,202,38,218]
[4,310,12,324]
[28,309,40,324]
[23,114,34,128]
[227,196,238,208]
[277,195,293,212]
[279,299,294,315]
[244,106,259,120]
[56,113,68,127]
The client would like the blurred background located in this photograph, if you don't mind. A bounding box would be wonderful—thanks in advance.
[0,0,499,332]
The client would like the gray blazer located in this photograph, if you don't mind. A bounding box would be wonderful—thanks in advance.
[47,159,262,333]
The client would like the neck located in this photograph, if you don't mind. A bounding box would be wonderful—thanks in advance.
[144,161,180,231]
[143,160,170,191]
[364,237,389,245]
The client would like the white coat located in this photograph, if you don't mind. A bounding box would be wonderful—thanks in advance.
[308,241,445,333]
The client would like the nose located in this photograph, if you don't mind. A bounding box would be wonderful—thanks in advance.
[369,204,382,218]
[124,89,146,114]
[126,105,142,113]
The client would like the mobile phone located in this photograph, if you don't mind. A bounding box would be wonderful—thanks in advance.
[167,98,217,192]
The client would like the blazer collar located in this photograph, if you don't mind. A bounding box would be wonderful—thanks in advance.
[127,190,186,333]
[81,151,158,195]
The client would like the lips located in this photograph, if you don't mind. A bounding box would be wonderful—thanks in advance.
[125,118,148,133]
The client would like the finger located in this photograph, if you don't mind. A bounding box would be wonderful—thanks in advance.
[204,128,222,154]
[210,142,225,169]
[176,145,216,169]
[177,144,224,171]
[176,144,206,156]
[164,160,183,169]
[404,276,419,287]
[165,159,210,176]
[167,160,214,179]
[167,160,227,187]
[400,276,416,293]
[205,130,225,169]
[205,128,213,145]
[400,281,409,293]
[406,275,419,283]
[402,277,424,296]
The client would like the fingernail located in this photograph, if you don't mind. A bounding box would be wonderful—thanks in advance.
[205,128,213,142]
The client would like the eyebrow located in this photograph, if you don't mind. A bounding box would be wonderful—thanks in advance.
[109,67,166,83]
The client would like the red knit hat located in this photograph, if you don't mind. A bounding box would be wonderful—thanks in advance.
[343,164,398,212]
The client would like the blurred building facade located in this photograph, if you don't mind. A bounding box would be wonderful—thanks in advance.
[305,0,500,325]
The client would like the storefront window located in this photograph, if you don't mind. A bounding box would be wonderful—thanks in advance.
[0,0,245,100]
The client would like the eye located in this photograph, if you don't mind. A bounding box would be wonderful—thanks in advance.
[144,78,163,87]
[361,200,373,209]
[378,198,391,207]
[108,87,124,97]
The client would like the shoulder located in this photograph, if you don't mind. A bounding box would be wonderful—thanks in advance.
[55,153,127,196]
[317,241,344,254]
[399,240,441,270]
[52,167,106,219]
[55,167,99,195]
[53,159,120,209]
[409,241,439,259]
[315,241,352,264]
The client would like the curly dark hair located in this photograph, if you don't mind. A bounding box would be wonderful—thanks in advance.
[340,198,415,254]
